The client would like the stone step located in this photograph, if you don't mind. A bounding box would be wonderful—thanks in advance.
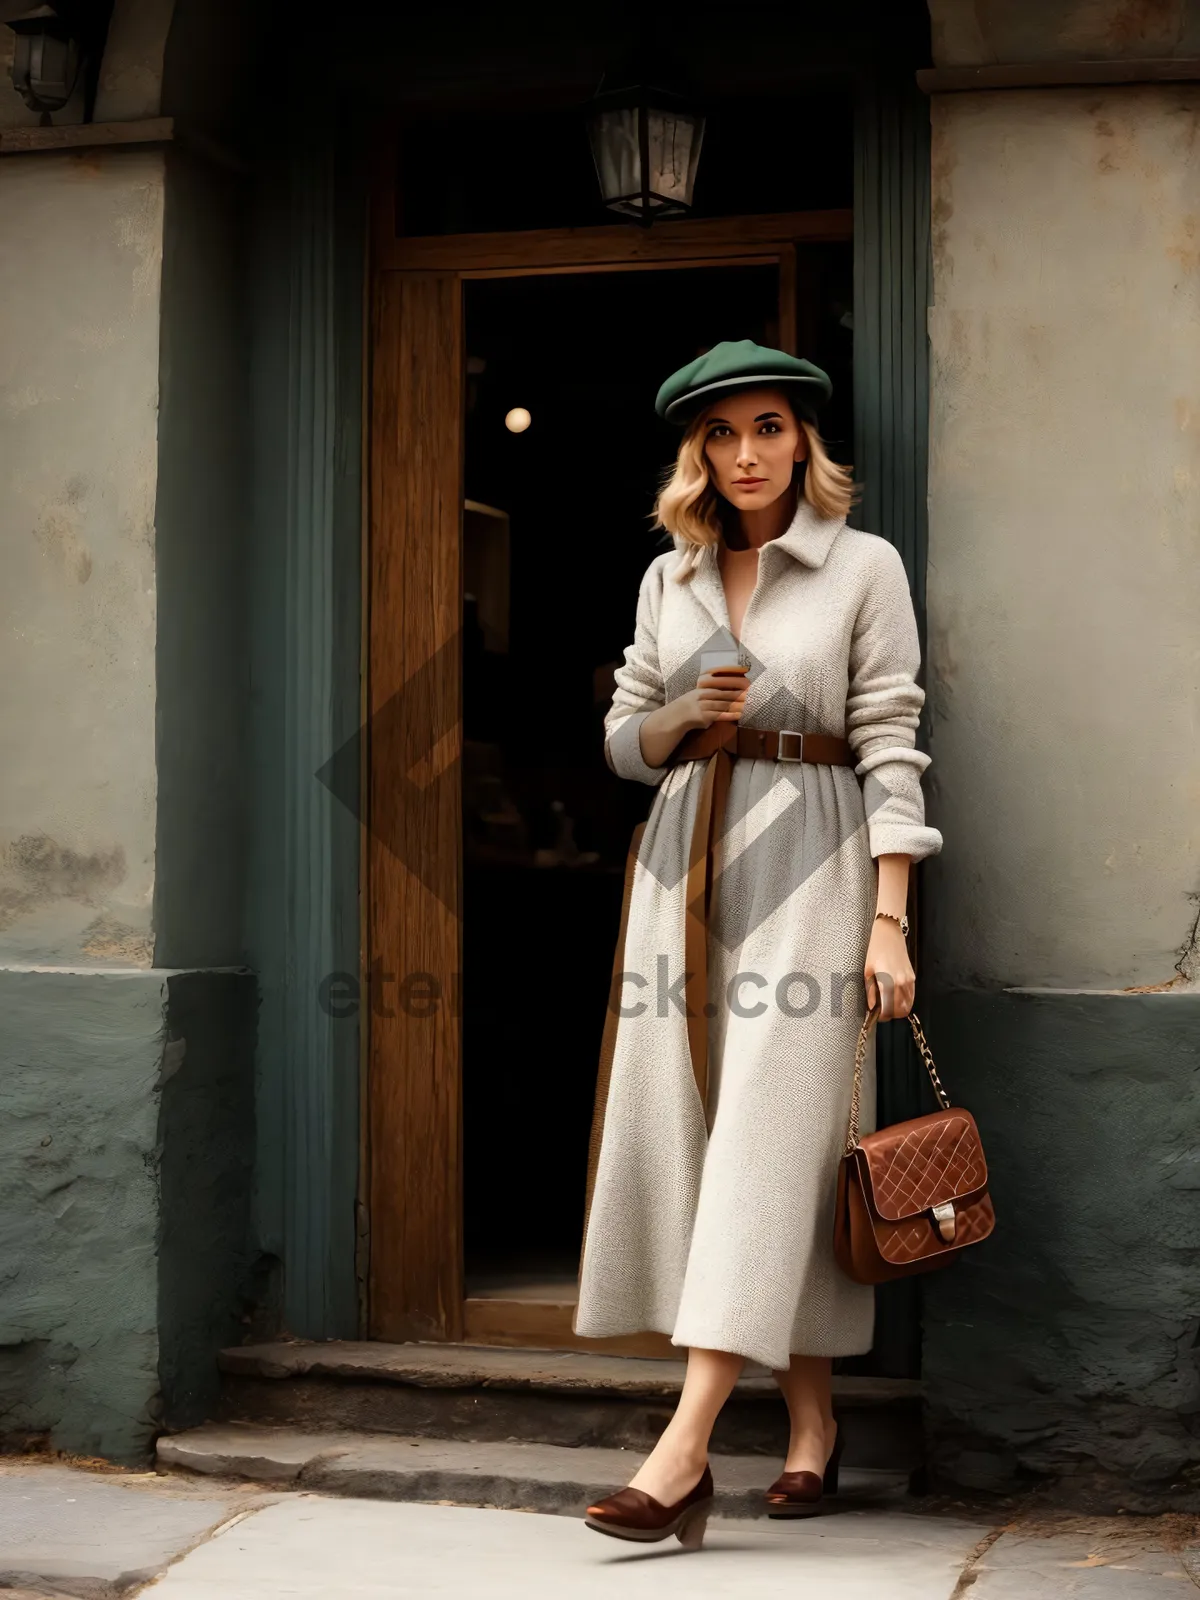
[216,1342,922,1469]
[158,1423,914,1520]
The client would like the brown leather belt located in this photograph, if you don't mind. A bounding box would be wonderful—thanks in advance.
[670,724,856,1121]
[672,724,854,767]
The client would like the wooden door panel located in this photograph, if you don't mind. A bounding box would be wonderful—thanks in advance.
[368,271,464,1341]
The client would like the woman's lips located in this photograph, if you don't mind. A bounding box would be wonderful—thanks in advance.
[733,477,767,485]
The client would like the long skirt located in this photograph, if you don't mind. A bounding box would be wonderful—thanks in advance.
[575,753,877,1370]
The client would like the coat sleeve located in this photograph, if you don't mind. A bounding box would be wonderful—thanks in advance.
[604,558,671,787]
[845,540,943,862]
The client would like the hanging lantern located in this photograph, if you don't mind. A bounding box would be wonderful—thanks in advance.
[6,7,81,119]
[586,68,705,226]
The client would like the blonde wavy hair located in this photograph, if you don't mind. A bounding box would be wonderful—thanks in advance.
[653,400,856,572]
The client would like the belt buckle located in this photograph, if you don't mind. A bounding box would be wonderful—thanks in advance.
[777,729,805,763]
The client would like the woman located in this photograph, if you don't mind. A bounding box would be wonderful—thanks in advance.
[575,340,942,1546]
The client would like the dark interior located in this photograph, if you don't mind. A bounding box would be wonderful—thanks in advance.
[462,251,853,1290]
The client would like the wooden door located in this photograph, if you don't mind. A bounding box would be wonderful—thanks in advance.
[367,271,465,1340]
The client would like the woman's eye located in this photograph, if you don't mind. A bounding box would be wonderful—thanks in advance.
[708,425,731,438]
[760,422,781,435]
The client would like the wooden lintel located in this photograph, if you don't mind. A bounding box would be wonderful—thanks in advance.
[376,209,854,273]
[0,117,174,155]
[918,58,1200,95]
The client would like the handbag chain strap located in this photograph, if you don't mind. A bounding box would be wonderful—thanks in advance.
[845,1006,952,1156]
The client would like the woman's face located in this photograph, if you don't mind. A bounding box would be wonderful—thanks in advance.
[700,386,807,512]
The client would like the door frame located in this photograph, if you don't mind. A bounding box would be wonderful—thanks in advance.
[365,183,854,1343]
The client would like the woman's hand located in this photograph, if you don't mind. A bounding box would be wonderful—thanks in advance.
[679,667,750,729]
[638,667,748,768]
[864,917,915,1020]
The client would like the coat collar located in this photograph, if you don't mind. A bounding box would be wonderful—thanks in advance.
[763,498,846,569]
[672,499,845,633]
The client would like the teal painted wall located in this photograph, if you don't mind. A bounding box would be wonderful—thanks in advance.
[0,968,255,1461]
[922,990,1200,1510]
[0,972,164,1459]
[157,970,260,1430]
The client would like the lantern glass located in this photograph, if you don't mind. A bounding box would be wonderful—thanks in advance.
[9,20,80,116]
[587,98,705,222]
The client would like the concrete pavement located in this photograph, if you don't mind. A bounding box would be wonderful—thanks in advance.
[0,1462,267,1598]
[0,1459,1196,1599]
[967,1523,1200,1597]
[143,1494,990,1599]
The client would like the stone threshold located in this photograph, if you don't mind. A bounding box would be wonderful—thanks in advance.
[218,1341,921,1404]
[158,1423,911,1520]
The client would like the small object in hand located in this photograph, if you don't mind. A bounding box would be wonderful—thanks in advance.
[700,648,745,674]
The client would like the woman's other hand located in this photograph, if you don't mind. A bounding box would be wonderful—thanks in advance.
[864,918,915,1020]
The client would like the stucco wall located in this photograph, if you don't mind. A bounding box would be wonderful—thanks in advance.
[924,85,1200,989]
[0,0,263,1464]
[922,989,1200,1508]
[94,0,177,123]
[0,971,164,1460]
[0,967,257,1461]
[927,0,1200,67]
[0,150,164,967]
[922,74,1200,1508]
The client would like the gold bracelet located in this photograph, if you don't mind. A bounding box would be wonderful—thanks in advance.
[875,910,910,937]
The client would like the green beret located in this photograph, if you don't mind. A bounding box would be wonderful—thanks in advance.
[655,338,832,425]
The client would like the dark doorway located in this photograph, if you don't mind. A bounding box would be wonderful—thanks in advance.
[460,257,852,1308]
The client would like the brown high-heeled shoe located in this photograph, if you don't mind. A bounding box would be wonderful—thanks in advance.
[765,1425,843,1518]
[584,1463,714,1546]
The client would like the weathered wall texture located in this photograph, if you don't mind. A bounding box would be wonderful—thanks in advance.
[0,151,164,967]
[93,0,177,123]
[927,0,1200,66]
[156,970,259,1431]
[0,0,262,1464]
[922,990,1200,1508]
[923,78,1200,1508]
[0,971,164,1460]
[0,968,257,1461]
[925,86,1200,990]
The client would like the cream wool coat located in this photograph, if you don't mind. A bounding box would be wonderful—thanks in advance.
[574,499,943,1370]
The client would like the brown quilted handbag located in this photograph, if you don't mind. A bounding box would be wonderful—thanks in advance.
[834,1006,995,1284]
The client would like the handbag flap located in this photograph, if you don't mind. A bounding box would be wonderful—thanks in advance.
[855,1108,988,1222]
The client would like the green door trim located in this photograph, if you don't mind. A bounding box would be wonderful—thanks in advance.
[247,132,363,1339]
[851,66,933,1377]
